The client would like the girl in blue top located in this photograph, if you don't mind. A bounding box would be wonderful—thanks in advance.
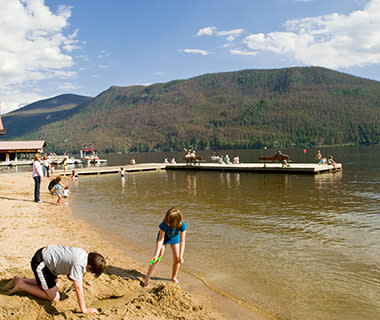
[144,207,187,287]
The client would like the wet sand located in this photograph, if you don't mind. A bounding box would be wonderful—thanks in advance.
[0,172,265,320]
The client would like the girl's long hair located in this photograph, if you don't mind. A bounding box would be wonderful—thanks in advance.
[164,207,183,229]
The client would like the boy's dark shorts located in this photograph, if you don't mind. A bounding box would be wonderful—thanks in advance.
[31,247,57,290]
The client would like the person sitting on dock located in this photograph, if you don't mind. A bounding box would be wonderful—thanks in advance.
[217,156,224,164]
[233,155,240,164]
[185,151,192,165]
[327,155,337,166]
[224,154,231,164]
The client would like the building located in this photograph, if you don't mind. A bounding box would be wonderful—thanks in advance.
[0,140,46,163]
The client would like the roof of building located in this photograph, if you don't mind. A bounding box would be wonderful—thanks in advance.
[0,140,46,152]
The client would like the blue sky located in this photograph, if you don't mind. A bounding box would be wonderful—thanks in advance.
[1,0,379,113]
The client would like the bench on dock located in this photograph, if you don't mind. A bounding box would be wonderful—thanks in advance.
[183,156,204,165]
[259,154,289,163]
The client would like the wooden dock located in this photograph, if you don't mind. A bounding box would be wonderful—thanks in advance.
[55,163,165,176]
[54,162,341,176]
[165,162,342,174]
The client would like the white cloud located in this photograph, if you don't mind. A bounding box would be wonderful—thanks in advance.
[230,49,257,56]
[196,26,217,36]
[58,82,80,90]
[97,50,111,58]
[181,49,213,55]
[242,0,380,68]
[0,0,78,112]
[196,26,244,42]
[1,91,48,114]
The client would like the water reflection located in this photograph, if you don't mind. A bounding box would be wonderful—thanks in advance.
[71,146,380,320]
[186,172,197,196]
[313,171,343,190]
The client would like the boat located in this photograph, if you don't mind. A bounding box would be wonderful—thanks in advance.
[80,144,107,165]
[48,152,82,165]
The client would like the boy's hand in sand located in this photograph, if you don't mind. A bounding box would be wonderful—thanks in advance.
[85,307,99,314]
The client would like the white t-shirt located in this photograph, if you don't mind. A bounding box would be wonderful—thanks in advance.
[32,160,43,178]
[43,245,88,283]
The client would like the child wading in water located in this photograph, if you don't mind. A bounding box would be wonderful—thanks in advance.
[54,177,65,206]
[144,207,187,287]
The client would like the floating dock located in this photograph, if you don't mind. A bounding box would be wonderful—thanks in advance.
[53,162,341,176]
[55,163,165,176]
[166,162,342,174]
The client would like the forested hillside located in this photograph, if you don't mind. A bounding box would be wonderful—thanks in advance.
[12,67,380,153]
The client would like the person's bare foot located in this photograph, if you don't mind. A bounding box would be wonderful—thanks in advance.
[143,279,150,288]
[172,278,179,284]
[7,276,23,295]
[3,276,21,291]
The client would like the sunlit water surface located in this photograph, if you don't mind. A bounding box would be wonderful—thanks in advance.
[71,146,380,320]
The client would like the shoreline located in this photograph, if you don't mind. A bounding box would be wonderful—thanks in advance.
[0,172,266,319]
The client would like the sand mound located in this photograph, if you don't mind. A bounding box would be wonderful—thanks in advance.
[0,173,217,320]
[0,274,216,320]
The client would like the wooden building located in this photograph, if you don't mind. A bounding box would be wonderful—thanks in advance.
[0,140,45,163]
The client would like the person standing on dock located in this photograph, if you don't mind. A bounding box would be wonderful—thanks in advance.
[32,153,43,203]
[315,150,324,164]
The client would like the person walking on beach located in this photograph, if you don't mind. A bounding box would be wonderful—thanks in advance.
[42,155,51,177]
[144,207,187,287]
[6,245,105,315]
[62,157,68,176]
[32,153,44,203]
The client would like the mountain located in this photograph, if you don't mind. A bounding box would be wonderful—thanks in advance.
[7,67,380,153]
[0,94,92,139]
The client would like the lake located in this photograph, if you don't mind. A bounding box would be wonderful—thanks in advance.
[70,146,380,320]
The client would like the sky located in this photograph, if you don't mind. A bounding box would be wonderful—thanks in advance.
[1,0,380,113]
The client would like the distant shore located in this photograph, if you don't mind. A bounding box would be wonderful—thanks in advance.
[0,172,266,319]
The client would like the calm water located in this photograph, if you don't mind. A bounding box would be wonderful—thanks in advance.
[71,146,380,320]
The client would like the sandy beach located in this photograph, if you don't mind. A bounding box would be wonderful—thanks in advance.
[0,172,221,320]
[0,171,269,320]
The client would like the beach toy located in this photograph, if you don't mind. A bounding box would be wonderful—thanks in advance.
[150,256,162,265]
